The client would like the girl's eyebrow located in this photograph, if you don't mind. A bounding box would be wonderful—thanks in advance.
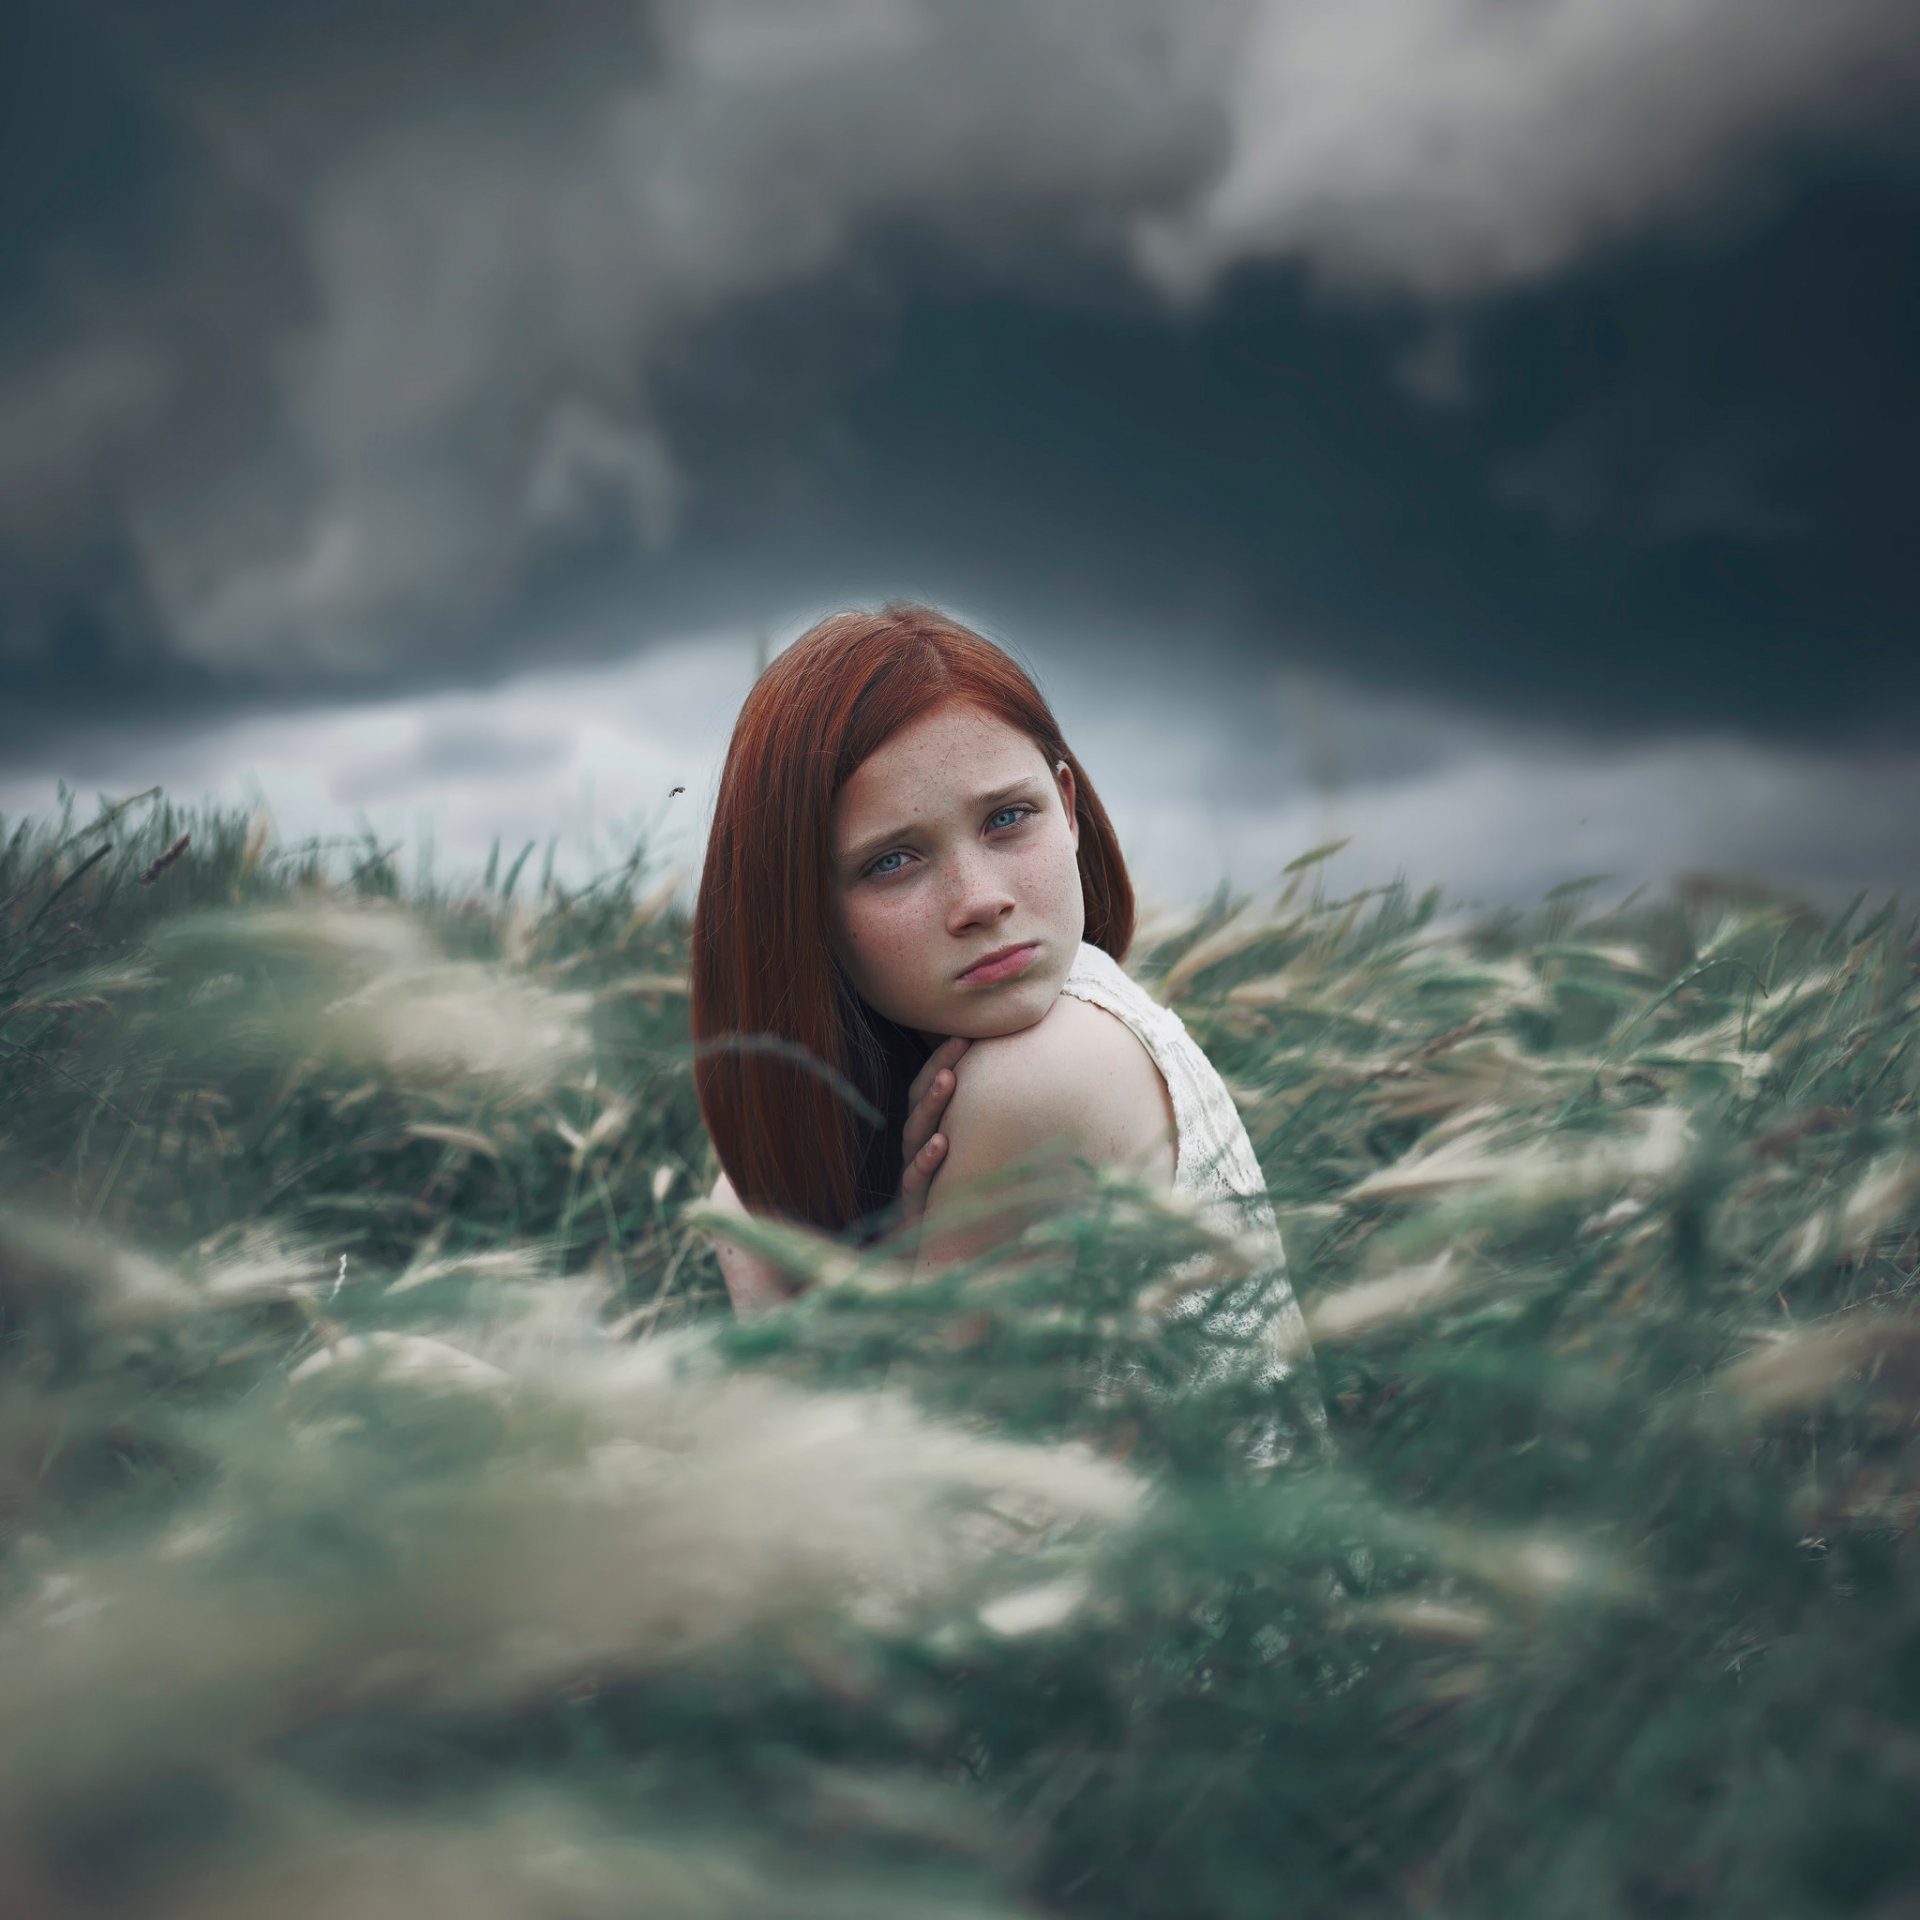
[841,776,1044,870]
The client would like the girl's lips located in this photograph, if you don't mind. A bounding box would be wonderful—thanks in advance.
[958,942,1039,985]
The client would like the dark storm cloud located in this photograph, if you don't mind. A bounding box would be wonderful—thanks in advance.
[781,162,1918,749]
[1,0,1917,757]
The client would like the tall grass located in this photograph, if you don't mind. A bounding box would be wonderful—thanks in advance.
[2,787,1917,1918]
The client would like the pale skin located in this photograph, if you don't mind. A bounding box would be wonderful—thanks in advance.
[704,698,1176,1312]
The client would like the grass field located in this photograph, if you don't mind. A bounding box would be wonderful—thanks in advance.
[2,786,1917,1919]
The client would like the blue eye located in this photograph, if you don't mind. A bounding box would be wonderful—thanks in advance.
[863,802,1037,881]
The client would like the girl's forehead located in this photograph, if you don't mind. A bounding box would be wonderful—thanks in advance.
[850,702,1036,781]
[831,708,1051,855]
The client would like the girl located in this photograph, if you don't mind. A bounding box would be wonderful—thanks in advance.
[691,601,1321,1454]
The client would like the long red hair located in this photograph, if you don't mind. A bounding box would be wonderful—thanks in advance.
[690,601,1136,1241]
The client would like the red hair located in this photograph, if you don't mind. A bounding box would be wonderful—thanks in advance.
[691,601,1136,1241]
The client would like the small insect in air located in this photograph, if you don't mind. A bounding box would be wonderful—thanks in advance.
[670,785,685,797]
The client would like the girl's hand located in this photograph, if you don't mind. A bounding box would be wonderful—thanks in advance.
[899,1034,969,1231]
[709,1035,970,1315]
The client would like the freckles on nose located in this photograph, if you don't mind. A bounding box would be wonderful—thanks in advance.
[946,859,999,907]
[943,858,986,898]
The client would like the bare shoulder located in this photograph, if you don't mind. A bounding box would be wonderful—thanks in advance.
[914,994,1175,1270]
[936,992,1176,1196]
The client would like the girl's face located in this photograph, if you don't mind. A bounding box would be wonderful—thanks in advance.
[827,698,1087,1044]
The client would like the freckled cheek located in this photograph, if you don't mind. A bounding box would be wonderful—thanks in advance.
[844,897,933,975]
[1034,833,1081,898]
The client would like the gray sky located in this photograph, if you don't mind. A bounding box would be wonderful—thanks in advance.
[4,0,1918,915]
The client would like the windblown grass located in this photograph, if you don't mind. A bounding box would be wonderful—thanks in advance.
[2,789,1918,1918]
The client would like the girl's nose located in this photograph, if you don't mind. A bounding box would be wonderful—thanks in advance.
[945,854,1015,929]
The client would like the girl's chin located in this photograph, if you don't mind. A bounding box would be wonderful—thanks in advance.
[949,981,1059,1037]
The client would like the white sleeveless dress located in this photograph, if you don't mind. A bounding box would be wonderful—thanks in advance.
[1058,940,1329,1467]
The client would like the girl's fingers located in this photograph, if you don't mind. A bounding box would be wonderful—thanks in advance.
[906,1035,970,1112]
[899,1133,947,1207]
[902,1037,965,1214]
[921,1066,954,1116]
[902,1066,956,1159]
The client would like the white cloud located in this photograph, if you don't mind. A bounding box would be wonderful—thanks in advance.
[1134,0,1919,302]
[1165,731,1920,916]
[1046,647,1920,916]
[0,625,754,897]
[3,620,1912,922]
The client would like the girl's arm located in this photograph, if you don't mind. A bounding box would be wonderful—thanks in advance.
[909,1009,1163,1277]
[700,1036,969,1315]
[703,1168,799,1315]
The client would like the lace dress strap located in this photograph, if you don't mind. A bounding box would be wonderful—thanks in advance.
[1058,941,1328,1467]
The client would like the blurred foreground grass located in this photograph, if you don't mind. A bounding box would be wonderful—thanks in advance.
[2,787,1917,1919]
